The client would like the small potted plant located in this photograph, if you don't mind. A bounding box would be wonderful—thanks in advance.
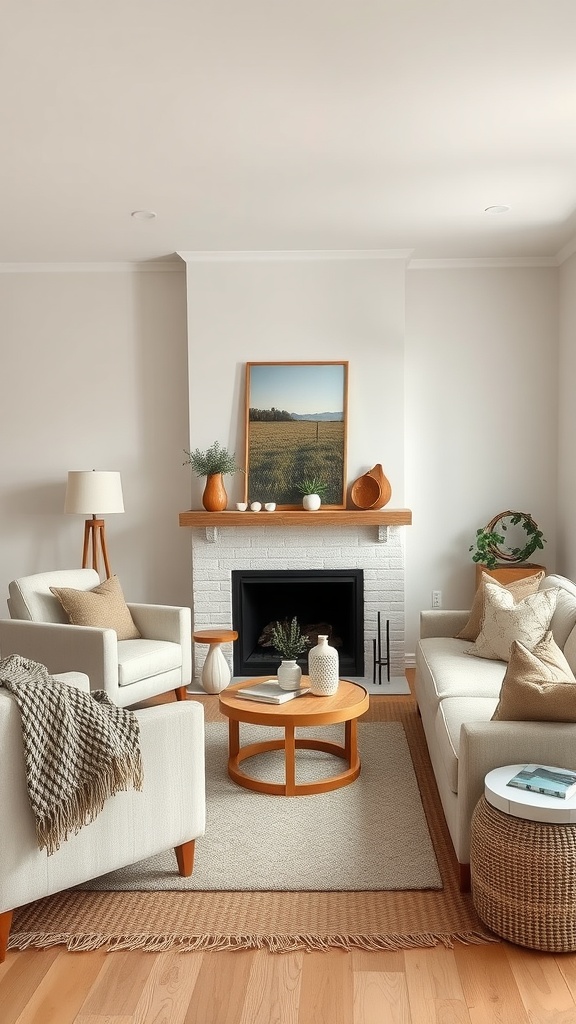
[184,442,243,511]
[270,616,310,690]
[297,476,329,512]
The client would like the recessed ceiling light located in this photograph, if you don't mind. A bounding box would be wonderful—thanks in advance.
[131,209,157,220]
[484,205,510,214]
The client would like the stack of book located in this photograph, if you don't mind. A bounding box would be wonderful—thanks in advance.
[234,681,311,704]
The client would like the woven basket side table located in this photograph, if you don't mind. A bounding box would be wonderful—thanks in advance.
[471,794,576,952]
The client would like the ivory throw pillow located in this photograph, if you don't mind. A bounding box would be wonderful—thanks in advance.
[491,631,576,721]
[50,575,141,640]
[467,582,558,662]
[456,570,545,642]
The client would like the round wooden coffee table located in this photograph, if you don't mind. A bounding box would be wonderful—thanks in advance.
[218,677,369,796]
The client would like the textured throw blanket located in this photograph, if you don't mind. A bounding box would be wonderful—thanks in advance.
[0,654,143,855]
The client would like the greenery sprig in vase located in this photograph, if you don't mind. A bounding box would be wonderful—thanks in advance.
[270,617,310,690]
[183,442,243,512]
[296,476,329,511]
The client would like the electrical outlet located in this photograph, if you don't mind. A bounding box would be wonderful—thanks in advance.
[432,590,442,608]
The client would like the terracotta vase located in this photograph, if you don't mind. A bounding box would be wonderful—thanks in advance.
[202,473,228,511]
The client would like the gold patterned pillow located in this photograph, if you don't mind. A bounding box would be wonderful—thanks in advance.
[467,582,558,662]
[492,631,576,721]
[50,575,141,640]
[456,570,545,641]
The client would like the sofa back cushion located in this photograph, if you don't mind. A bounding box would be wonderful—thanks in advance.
[539,574,576,650]
[8,569,101,622]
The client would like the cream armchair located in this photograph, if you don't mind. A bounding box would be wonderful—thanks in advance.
[0,672,206,961]
[0,569,192,708]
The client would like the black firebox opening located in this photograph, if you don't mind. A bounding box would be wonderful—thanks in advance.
[232,569,364,677]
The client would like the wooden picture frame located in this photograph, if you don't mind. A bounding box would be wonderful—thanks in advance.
[244,361,349,508]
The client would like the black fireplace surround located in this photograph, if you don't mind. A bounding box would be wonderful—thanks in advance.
[232,569,364,677]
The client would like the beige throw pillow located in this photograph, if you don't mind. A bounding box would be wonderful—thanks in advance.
[467,582,557,662]
[491,631,576,721]
[50,575,141,640]
[456,570,545,641]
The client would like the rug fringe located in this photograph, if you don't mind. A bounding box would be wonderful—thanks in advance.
[9,929,497,954]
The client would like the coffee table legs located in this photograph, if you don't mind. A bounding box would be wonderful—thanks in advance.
[226,720,361,796]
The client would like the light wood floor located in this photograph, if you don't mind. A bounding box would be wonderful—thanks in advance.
[4,677,576,1024]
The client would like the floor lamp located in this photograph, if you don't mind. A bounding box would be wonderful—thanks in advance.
[65,471,124,579]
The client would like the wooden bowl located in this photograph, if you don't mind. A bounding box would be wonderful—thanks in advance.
[350,473,382,509]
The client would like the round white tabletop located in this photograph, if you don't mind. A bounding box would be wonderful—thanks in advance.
[485,764,576,824]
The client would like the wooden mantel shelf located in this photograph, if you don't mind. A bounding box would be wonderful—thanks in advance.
[179,509,412,528]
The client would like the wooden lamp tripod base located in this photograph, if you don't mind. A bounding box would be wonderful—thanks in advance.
[82,517,112,579]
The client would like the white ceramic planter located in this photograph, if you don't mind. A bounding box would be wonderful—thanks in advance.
[302,493,322,511]
[277,660,303,690]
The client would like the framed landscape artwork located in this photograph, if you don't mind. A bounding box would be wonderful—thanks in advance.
[244,361,349,508]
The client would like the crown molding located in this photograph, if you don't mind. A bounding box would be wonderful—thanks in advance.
[0,261,184,274]
[556,234,576,266]
[176,249,413,263]
[408,255,558,270]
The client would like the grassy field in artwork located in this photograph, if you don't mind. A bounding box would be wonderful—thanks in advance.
[247,420,345,505]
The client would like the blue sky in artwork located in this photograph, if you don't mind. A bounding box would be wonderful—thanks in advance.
[249,364,345,415]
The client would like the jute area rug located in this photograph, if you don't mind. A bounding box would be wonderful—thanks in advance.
[10,687,495,954]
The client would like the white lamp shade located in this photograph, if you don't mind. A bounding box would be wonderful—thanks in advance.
[65,471,124,515]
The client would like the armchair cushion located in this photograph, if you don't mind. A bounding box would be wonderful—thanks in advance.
[50,575,141,641]
[117,638,183,686]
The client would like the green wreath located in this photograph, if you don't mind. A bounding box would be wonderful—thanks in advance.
[470,510,546,569]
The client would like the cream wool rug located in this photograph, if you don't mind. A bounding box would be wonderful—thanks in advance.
[80,721,442,893]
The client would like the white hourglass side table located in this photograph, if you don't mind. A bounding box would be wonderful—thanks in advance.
[192,628,238,693]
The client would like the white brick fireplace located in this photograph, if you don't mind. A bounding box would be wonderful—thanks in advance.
[188,520,408,690]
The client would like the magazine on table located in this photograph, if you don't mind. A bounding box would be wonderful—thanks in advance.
[234,681,311,704]
[506,764,576,800]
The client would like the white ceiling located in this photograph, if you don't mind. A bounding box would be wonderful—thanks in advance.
[3,0,576,264]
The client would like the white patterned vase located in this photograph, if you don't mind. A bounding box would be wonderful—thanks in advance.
[308,635,339,696]
[277,659,302,690]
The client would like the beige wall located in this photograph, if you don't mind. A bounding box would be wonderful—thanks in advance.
[405,266,558,655]
[0,267,193,610]
[0,257,566,665]
[558,252,576,577]
[182,254,407,510]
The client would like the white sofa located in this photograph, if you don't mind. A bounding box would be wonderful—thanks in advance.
[414,573,576,891]
[0,671,206,960]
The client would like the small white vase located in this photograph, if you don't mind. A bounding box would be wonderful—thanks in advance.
[308,635,339,696]
[303,493,321,511]
[277,660,302,690]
